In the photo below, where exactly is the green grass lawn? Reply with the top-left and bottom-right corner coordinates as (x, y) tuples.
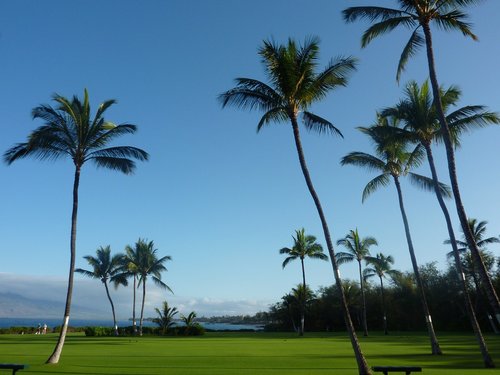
(1, 331), (499, 374)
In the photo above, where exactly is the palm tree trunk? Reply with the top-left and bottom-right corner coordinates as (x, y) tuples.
(290, 117), (371, 374)
(46, 166), (81, 364)
(139, 278), (146, 336)
(393, 175), (442, 355)
(421, 22), (500, 324)
(424, 143), (494, 367)
(379, 277), (388, 335)
(103, 280), (119, 336)
(133, 274), (137, 335)
(300, 258), (306, 336)
(358, 260), (369, 337)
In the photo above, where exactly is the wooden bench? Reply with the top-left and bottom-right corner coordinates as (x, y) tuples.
(372, 366), (422, 375)
(0, 364), (29, 374)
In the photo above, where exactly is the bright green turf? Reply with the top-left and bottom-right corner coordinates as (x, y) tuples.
(1, 332), (499, 374)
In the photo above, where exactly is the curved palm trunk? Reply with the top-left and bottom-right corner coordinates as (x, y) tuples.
(46, 166), (81, 364)
(424, 143), (494, 366)
(300, 258), (306, 336)
(393, 176), (442, 355)
(103, 280), (119, 336)
(358, 260), (369, 337)
(291, 118), (371, 374)
(132, 274), (137, 334)
(379, 277), (388, 335)
(139, 278), (146, 336)
(422, 23), (500, 323)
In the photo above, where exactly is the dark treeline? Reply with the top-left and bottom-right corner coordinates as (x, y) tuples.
(264, 260), (500, 333)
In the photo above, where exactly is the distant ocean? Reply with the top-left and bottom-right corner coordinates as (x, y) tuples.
(0, 318), (263, 331)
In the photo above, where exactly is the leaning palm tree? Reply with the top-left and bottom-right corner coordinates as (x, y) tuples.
(381, 81), (497, 366)
(336, 229), (377, 337)
(280, 228), (328, 336)
(219, 37), (371, 374)
(342, 1), (500, 338)
(131, 239), (173, 336)
(341, 116), (448, 355)
(75, 246), (127, 336)
(364, 253), (400, 335)
(3, 90), (148, 363)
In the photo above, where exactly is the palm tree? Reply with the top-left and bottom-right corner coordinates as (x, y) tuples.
(3, 90), (148, 363)
(336, 229), (377, 337)
(280, 228), (328, 336)
(122, 244), (141, 334)
(130, 239), (173, 336)
(445, 219), (500, 306)
(219, 37), (371, 374)
(75, 246), (127, 336)
(381, 81), (496, 366)
(153, 301), (178, 335)
(364, 253), (400, 335)
(181, 312), (197, 327)
(341, 116), (448, 354)
(342, 1), (500, 337)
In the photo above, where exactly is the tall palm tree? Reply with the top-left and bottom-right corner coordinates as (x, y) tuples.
(364, 253), (400, 335)
(3, 90), (148, 363)
(123, 243), (141, 334)
(342, 0), (500, 334)
(341, 117), (448, 354)
(130, 239), (173, 336)
(280, 228), (328, 336)
(336, 229), (377, 337)
(75, 246), (127, 336)
(381, 81), (496, 366)
(219, 37), (372, 374)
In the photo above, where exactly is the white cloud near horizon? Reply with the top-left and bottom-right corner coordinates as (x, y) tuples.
(0, 273), (272, 319)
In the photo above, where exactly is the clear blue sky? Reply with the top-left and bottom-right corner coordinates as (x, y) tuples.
(1, 0), (499, 319)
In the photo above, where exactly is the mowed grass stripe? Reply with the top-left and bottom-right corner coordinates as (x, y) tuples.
(0, 332), (499, 374)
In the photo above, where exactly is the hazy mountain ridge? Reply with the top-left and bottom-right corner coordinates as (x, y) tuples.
(0, 291), (106, 319)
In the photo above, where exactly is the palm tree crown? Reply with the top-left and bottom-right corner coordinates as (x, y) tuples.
(343, 0), (479, 81)
(4, 89), (148, 171)
(219, 37), (356, 134)
(280, 228), (328, 269)
(381, 80), (500, 148)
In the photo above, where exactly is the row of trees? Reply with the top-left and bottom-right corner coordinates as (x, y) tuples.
(75, 239), (172, 336)
(277, 219), (499, 335)
(220, 1), (499, 373)
(267, 257), (500, 335)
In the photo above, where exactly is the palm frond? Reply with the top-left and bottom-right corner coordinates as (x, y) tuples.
(433, 10), (478, 40)
(219, 78), (282, 112)
(362, 16), (417, 47)
(302, 111), (343, 137)
(362, 173), (391, 202)
(87, 146), (149, 162)
(408, 172), (452, 197)
(396, 28), (424, 82)
(335, 252), (355, 265)
(257, 107), (289, 132)
(341, 152), (386, 171)
(90, 157), (137, 174)
(343, 6), (410, 23)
